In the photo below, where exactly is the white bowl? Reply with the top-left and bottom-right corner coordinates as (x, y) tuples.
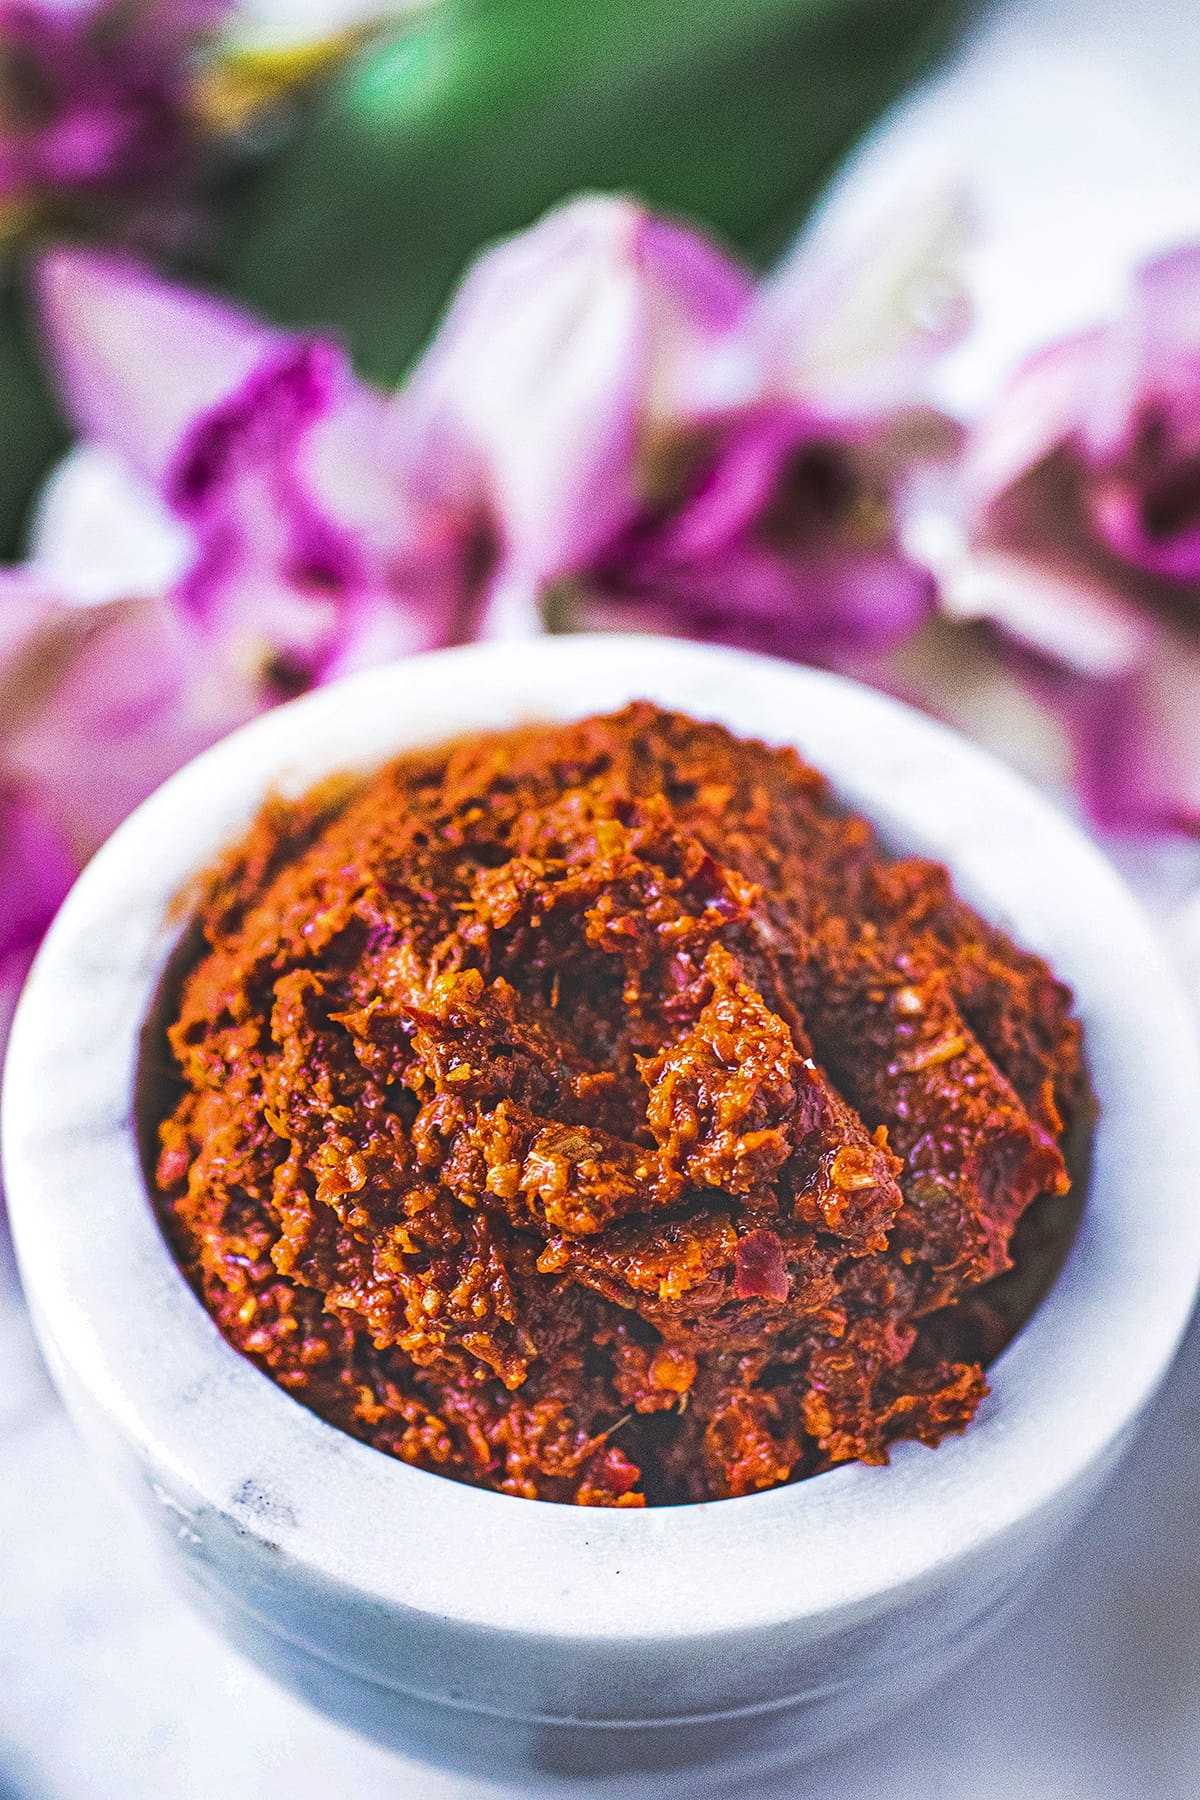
(6, 635), (1200, 1795)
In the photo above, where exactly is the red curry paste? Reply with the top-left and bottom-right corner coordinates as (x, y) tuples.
(153, 705), (1085, 1506)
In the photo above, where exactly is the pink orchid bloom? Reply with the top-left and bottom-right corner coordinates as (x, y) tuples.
(0, 0), (230, 218)
(407, 192), (966, 658)
(0, 574), (259, 853)
(0, 565), (261, 1066)
(35, 248), (479, 697)
(941, 245), (1200, 833)
(0, 775), (75, 1064)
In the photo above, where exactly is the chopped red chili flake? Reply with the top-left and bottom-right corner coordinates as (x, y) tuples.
(733, 1230), (790, 1303)
(152, 705), (1085, 1505)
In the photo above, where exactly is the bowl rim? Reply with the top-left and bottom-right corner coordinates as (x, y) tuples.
(6, 632), (1200, 1648)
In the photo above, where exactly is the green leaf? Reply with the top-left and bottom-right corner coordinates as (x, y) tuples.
(0, 277), (69, 561)
(224, 0), (961, 382)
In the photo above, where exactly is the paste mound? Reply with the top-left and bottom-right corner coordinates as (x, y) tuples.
(152, 704), (1085, 1506)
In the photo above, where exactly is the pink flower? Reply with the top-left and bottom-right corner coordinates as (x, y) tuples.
(0, 777), (75, 1062)
(34, 199), (965, 688)
(0, 573), (258, 852)
(407, 193), (966, 657)
(35, 248), (481, 697)
(0, 565), (260, 1064)
(0, 1), (230, 222)
(939, 246), (1200, 833)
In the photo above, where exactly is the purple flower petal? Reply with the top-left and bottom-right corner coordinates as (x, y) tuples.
(1078, 245), (1200, 463)
(0, 572), (77, 1064)
(0, 781), (75, 968)
(966, 246), (1200, 584)
(585, 535), (931, 664)
(935, 547), (1156, 681)
(38, 247), (287, 488)
(440, 196), (959, 662)
(0, 776), (77, 1069)
(737, 185), (972, 417)
(36, 251), (475, 693)
(1076, 248), (1200, 581)
(0, 569), (257, 852)
(30, 442), (192, 604)
(407, 195), (754, 584)
(947, 243), (1200, 832)
(168, 348), (470, 686)
(0, 561), (249, 1064)
(645, 405), (804, 562)
(588, 405), (933, 659)
(19, 603), (259, 852)
(1073, 635), (1200, 835)
(962, 332), (1103, 523)
(0, 0), (229, 209)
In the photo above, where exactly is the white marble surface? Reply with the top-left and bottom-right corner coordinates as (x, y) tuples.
(8, 0), (1200, 1794)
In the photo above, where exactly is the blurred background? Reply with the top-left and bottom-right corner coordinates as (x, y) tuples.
(4, 0), (1200, 1794)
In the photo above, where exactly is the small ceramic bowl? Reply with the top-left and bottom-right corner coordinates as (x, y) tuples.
(6, 636), (1200, 1796)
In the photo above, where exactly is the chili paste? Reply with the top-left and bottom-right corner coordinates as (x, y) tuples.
(152, 705), (1085, 1506)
